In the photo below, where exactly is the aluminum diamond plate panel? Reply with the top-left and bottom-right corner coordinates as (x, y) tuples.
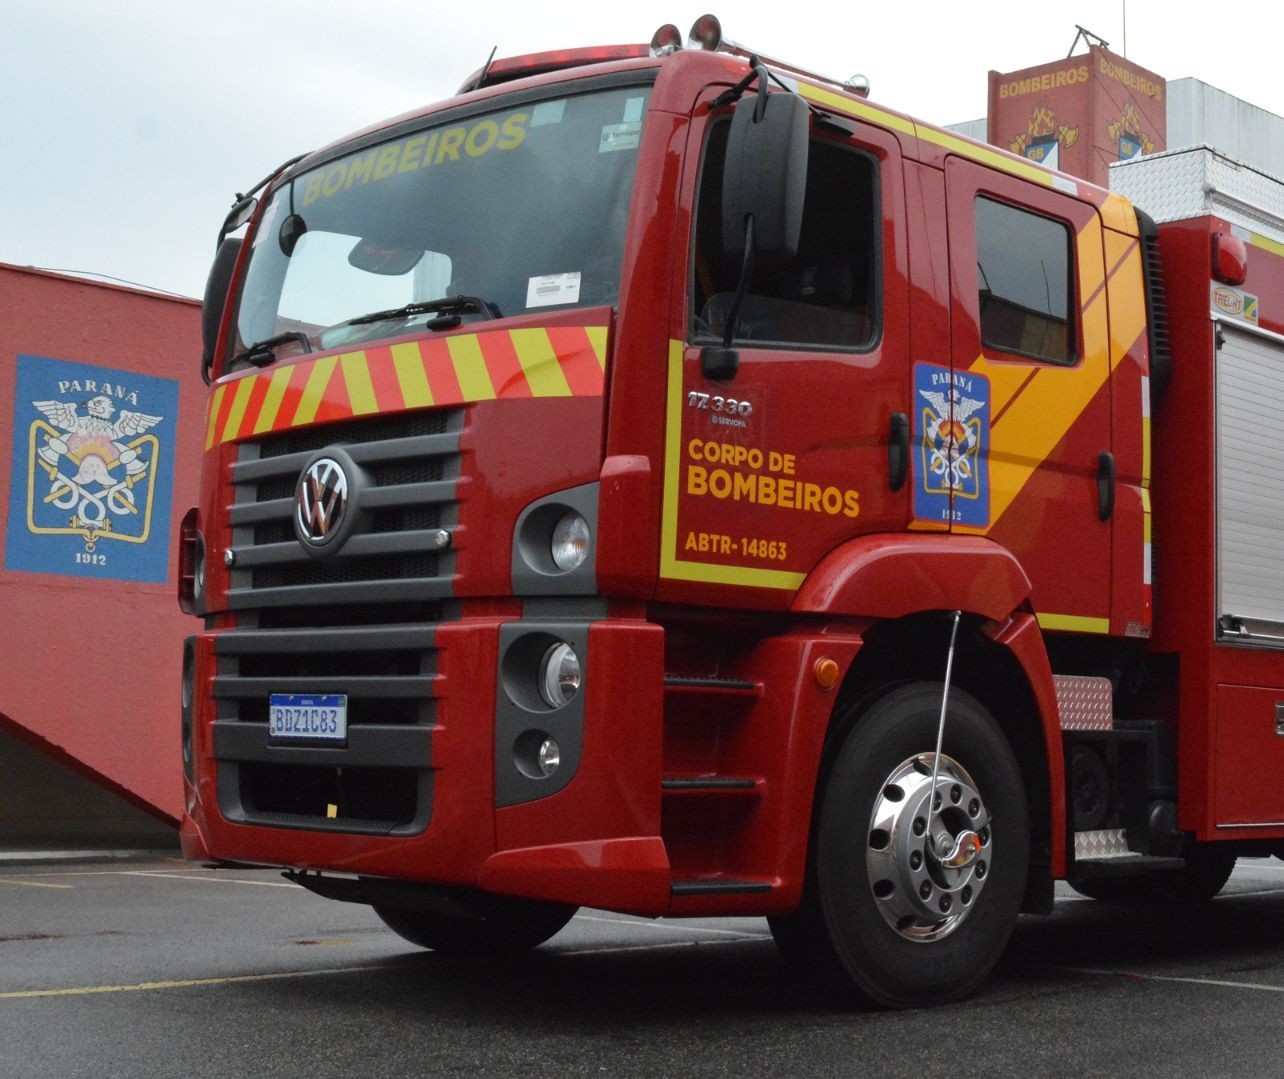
(1074, 828), (1135, 860)
(1110, 145), (1284, 245)
(1054, 674), (1114, 731)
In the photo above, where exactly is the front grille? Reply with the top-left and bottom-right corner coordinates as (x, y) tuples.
(225, 411), (463, 612)
(211, 410), (464, 835)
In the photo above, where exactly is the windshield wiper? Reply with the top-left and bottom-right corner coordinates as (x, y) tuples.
(229, 331), (313, 369)
(344, 294), (499, 328)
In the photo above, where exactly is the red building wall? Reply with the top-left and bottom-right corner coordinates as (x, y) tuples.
(0, 264), (203, 822)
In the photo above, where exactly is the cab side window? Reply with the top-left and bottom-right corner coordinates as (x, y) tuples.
(692, 122), (879, 350)
(975, 196), (1074, 364)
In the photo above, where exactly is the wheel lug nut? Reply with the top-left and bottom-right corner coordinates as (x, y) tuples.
(950, 785), (961, 804)
(939, 896), (951, 913)
(919, 881), (932, 900)
(933, 793), (942, 811)
(910, 851), (923, 870)
(968, 799), (980, 816)
(979, 827), (990, 844)
(976, 861), (987, 879)
(962, 886), (973, 904)
(913, 818), (926, 836)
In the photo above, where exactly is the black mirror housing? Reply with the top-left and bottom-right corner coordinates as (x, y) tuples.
(721, 91), (809, 262)
(201, 237), (242, 383)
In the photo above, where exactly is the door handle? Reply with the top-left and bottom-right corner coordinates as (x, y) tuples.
(1096, 452), (1115, 521)
(889, 412), (909, 492)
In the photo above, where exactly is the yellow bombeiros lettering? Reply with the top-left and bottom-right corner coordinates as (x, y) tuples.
(685, 463), (860, 519)
(292, 112), (530, 210)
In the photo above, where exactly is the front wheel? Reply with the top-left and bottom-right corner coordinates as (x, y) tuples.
(772, 683), (1029, 1007)
(374, 894), (577, 956)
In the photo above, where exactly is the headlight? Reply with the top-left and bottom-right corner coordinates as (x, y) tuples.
(539, 642), (581, 708)
(550, 511), (590, 572)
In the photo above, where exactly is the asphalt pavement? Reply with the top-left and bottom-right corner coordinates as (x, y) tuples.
(2, 856), (1282, 1078)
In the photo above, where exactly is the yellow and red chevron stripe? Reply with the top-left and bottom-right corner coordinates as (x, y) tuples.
(205, 324), (608, 450)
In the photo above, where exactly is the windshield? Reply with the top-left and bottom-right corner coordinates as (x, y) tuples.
(232, 84), (650, 359)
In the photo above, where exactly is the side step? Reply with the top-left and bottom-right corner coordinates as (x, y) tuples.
(661, 776), (763, 797)
(670, 878), (774, 896)
(663, 676), (761, 699)
(1073, 829), (1185, 875)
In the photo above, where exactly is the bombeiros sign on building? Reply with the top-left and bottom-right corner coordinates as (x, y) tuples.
(987, 43), (1166, 184)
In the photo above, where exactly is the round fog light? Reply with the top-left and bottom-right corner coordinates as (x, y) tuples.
(537, 737), (561, 777)
(539, 642), (581, 708)
(550, 511), (590, 572)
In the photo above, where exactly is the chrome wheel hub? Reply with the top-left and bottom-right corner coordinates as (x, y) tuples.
(866, 753), (992, 942)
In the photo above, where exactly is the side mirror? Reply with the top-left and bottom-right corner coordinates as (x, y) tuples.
(201, 237), (242, 384)
(721, 90), (809, 262)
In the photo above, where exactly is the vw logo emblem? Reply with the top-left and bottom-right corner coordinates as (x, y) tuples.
(295, 457), (349, 546)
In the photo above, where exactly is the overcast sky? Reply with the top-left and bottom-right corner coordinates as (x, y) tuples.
(5, 0), (1284, 300)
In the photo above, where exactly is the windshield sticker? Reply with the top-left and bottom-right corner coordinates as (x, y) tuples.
(252, 196), (281, 249)
(531, 100), (567, 127)
(600, 122), (641, 153)
(623, 97), (645, 123)
(299, 113), (529, 208)
(526, 272), (581, 308)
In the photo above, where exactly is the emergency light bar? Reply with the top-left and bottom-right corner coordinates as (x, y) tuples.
(650, 14), (870, 98)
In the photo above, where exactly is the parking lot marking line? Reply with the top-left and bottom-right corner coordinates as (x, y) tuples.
(8, 868), (211, 879)
(559, 935), (766, 958)
(120, 871), (296, 888)
(0, 963), (389, 1001)
(0, 879), (73, 890)
(1052, 966), (1284, 994)
(576, 914), (772, 939)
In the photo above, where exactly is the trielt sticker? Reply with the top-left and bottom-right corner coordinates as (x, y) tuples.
(527, 272), (581, 308)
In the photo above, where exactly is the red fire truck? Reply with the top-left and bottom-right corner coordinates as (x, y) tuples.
(179, 17), (1284, 1005)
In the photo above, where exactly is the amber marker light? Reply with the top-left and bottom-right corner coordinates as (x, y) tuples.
(814, 657), (841, 690)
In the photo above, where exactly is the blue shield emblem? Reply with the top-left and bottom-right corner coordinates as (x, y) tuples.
(913, 363), (990, 528)
(5, 354), (179, 582)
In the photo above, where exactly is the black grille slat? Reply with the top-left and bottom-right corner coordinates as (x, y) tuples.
(230, 431), (458, 485)
(258, 412), (449, 458)
(216, 625), (431, 654)
(229, 577), (450, 610)
(230, 499), (294, 527)
(235, 531), (447, 570)
(214, 675), (435, 699)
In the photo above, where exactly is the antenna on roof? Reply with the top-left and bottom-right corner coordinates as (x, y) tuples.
(477, 45), (498, 87)
(1066, 24), (1109, 58)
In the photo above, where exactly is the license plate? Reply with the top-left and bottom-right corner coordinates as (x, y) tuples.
(268, 694), (347, 743)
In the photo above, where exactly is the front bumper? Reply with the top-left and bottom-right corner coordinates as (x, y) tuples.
(183, 612), (671, 914)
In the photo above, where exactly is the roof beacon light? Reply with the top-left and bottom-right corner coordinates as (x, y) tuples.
(688, 14), (722, 51)
(650, 23), (683, 57)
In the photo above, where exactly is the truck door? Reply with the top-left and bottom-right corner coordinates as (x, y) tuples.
(654, 96), (913, 609)
(941, 158), (1113, 633)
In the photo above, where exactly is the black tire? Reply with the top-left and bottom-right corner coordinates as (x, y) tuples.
(374, 894), (577, 956)
(770, 682), (1029, 1007)
(1070, 846), (1236, 905)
